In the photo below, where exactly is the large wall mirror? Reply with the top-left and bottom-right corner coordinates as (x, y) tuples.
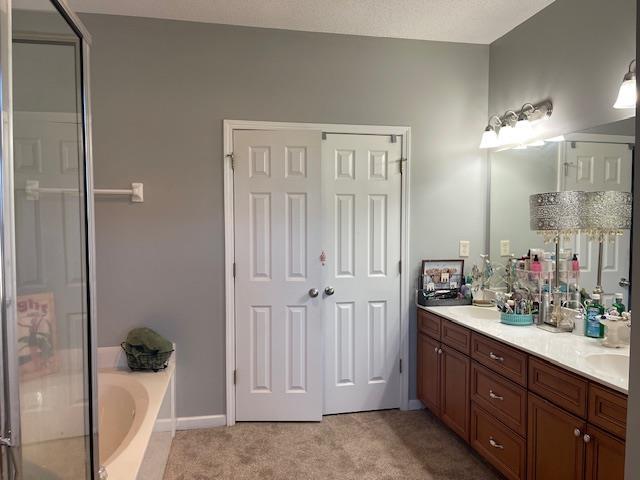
(489, 117), (634, 306)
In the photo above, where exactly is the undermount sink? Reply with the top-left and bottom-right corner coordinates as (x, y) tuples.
(584, 354), (629, 379)
(441, 305), (500, 321)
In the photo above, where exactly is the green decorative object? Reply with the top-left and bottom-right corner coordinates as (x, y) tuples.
(121, 327), (173, 372)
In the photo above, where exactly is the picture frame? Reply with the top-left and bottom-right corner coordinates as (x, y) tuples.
(16, 292), (59, 380)
(421, 259), (465, 291)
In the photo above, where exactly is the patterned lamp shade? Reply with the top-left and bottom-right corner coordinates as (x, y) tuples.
(529, 191), (588, 234)
(583, 191), (632, 236)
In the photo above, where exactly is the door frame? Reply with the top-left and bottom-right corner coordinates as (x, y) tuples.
(223, 119), (411, 426)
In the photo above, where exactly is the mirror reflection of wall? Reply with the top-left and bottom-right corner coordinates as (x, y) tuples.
(489, 118), (634, 305)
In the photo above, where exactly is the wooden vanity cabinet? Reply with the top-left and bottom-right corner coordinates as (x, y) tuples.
(416, 310), (470, 441)
(584, 425), (626, 480)
(528, 393), (586, 480)
(417, 331), (441, 415)
(440, 344), (470, 441)
(416, 307), (629, 480)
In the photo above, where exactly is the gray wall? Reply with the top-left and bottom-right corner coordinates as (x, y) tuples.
(81, 13), (489, 417)
(489, 0), (636, 138)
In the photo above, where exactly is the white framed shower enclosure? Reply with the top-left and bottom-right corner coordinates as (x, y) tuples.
(0, 1), (99, 479)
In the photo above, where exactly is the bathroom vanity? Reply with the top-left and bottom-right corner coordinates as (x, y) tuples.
(416, 305), (629, 480)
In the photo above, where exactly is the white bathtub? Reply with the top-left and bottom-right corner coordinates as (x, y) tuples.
(99, 348), (175, 480)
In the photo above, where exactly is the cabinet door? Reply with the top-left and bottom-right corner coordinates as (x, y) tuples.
(528, 393), (586, 480)
(418, 332), (441, 415)
(440, 344), (470, 441)
(585, 425), (625, 480)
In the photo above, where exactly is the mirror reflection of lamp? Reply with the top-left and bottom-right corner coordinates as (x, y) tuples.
(529, 191), (586, 332)
(530, 191), (633, 330)
(582, 191), (633, 295)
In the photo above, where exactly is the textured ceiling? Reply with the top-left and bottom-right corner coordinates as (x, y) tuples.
(65, 0), (556, 44)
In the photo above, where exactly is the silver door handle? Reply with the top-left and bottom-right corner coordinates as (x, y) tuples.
(324, 286), (335, 296)
(489, 352), (504, 363)
(309, 288), (319, 298)
(489, 390), (504, 401)
(620, 278), (631, 288)
(489, 437), (504, 449)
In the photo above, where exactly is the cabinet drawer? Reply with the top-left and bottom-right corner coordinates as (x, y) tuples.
(471, 333), (527, 386)
(471, 362), (527, 436)
(441, 319), (471, 354)
(588, 384), (628, 439)
(528, 357), (588, 418)
(417, 309), (441, 339)
(470, 402), (526, 480)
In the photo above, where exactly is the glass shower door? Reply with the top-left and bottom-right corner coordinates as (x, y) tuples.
(1, 1), (97, 478)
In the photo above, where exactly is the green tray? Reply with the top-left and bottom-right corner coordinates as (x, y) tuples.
(500, 313), (534, 326)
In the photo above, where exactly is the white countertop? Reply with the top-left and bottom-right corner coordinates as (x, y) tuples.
(419, 305), (630, 394)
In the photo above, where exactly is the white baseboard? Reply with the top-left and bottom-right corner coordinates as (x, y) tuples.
(408, 399), (424, 410)
(155, 414), (226, 432)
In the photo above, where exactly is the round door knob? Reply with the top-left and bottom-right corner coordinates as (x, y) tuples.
(583, 434), (591, 443)
(574, 428), (581, 437)
(309, 288), (319, 298)
(324, 286), (335, 296)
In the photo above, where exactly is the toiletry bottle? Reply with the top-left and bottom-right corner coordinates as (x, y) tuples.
(573, 307), (585, 336)
(612, 293), (626, 315)
(531, 254), (541, 275)
(585, 294), (605, 338)
(568, 288), (581, 310)
(571, 254), (580, 289)
(539, 292), (550, 325)
(571, 254), (580, 272)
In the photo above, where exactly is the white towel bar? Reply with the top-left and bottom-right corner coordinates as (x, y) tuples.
(25, 180), (144, 203)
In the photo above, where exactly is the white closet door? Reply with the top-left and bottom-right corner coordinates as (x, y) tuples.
(322, 133), (402, 415)
(234, 130), (323, 421)
(563, 141), (632, 303)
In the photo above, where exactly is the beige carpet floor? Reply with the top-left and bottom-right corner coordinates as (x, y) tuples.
(163, 409), (501, 480)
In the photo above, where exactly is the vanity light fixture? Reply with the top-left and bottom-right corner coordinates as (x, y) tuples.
(514, 104), (535, 142)
(545, 135), (565, 142)
(479, 115), (501, 148)
(497, 111), (518, 145)
(480, 100), (553, 149)
(527, 139), (545, 147)
(613, 59), (636, 109)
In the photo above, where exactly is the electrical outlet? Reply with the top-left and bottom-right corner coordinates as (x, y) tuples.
(459, 240), (470, 257)
(500, 240), (511, 257)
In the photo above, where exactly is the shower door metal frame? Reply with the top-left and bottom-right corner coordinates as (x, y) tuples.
(0, 0), (98, 478)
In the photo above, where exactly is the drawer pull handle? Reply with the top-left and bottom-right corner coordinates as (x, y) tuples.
(438, 348), (443, 355)
(489, 390), (504, 401)
(434, 347), (439, 353)
(574, 428), (581, 437)
(489, 352), (504, 362)
(489, 437), (504, 449)
(583, 434), (591, 444)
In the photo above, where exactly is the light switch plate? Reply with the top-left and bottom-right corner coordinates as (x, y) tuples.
(459, 240), (470, 257)
(500, 240), (511, 257)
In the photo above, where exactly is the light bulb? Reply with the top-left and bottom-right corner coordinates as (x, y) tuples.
(613, 78), (637, 109)
(479, 128), (498, 149)
(514, 118), (533, 143)
(497, 124), (515, 145)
